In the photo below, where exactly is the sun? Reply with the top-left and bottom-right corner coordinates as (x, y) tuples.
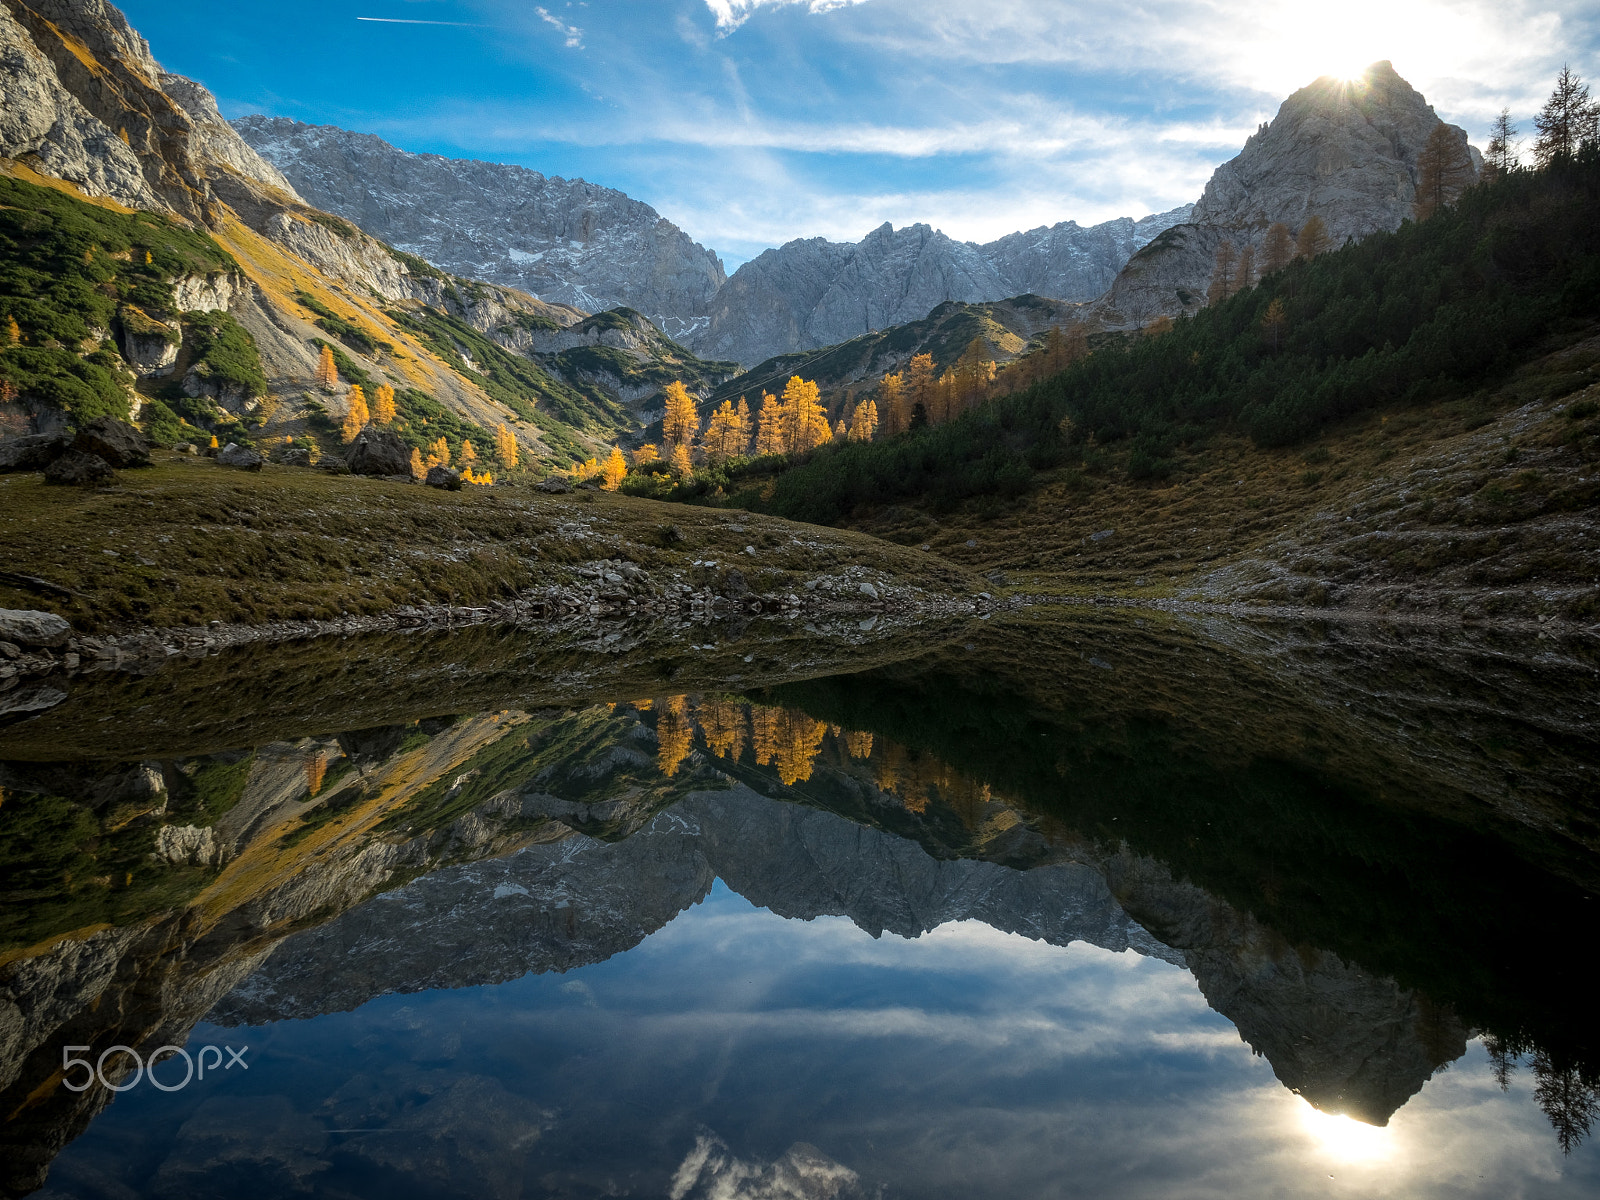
(1297, 1101), (1395, 1163)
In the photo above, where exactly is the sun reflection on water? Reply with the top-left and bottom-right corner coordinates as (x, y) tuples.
(1298, 1100), (1396, 1163)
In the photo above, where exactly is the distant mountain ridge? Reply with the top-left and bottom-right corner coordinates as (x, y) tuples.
(232, 116), (729, 342)
(234, 115), (1192, 367)
(695, 207), (1191, 366)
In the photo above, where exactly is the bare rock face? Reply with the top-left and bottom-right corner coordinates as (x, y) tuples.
(0, 0), (295, 222)
(1094, 62), (1479, 329)
(231, 116), (729, 340)
(694, 208), (1190, 367)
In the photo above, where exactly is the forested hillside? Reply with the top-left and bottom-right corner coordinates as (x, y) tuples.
(724, 152), (1600, 525)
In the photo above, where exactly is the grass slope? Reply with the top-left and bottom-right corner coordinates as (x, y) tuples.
(0, 455), (975, 632)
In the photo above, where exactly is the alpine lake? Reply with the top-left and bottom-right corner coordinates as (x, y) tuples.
(2, 606), (1597, 1200)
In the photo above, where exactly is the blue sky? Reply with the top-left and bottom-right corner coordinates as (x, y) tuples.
(122, 0), (1599, 268)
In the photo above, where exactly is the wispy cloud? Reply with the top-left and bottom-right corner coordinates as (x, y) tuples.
(535, 6), (584, 49)
(704, 0), (874, 35)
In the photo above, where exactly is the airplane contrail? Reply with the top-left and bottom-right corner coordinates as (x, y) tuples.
(357, 17), (489, 26)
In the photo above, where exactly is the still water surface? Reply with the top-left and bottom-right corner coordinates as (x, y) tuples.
(2, 612), (1596, 1198)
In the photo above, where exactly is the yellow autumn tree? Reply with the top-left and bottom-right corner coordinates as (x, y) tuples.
(1207, 240), (1237, 307)
(656, 695), (694, 777)
(3, 315), (19, 345)
(1261, 222), (1294, 276)
(877, 372), (906, 437)
(697, 698), (748, 761)
(780, 375), (830, 453)
(848, 397), (878, 442)
(305, 753), (327, 797)
(669, 441), (693, 475)
(460, 439), (477, 464)
(843, 729), (874, 759)
(905, 354), (936, 427)
(953, 338), (995, 413)
(755, 391), (786, 456)
(372, 383), (396, 424)
(314, 343), (338, 390)
(1295, 215), (1331, 260)
(751, 706), (781, 768)
(633, 443), (660, 468)
(409, 447), (424, 478)
(341, 384), (369, 442)
(833, 417), (848, 442)
(773, 711), (828, 786)
(662, 380), (699, 448)
(426, 436), (450, 468)
(703, 398), (751, 460)
(1235, 243), (1256, 293)
(601, 445), (627, 490)
(494, 423), (519, 468)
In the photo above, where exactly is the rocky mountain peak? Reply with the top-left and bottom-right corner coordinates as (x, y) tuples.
(1191, 59), (1470, 244)
(1092, 61), (1478, 329)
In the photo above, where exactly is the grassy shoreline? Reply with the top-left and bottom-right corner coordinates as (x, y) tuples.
(0, 453), (979, 635)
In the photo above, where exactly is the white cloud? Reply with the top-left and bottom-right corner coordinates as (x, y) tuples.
(704, 0), (873, 35)
(535, 5), (583, 48)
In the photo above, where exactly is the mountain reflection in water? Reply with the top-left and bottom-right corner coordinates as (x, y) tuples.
(1, 612), (1597, 1198)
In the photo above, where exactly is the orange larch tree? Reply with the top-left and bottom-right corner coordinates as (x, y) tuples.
(341, 385), (369, 442)
(314, 343), (338, 390)
(662, 380), (700, 448)
(372, 383), (397, 425)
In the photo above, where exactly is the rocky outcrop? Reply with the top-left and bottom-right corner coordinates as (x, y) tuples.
(0, 607), (70, 646)
(693, 208), (1191, 366)
(0, 430), (70, 472)
(42, 446), (112, 484)
(72, 414), (148, 467)
(343, 426), (410, 477)
(232, 116), (729, 339)
(1093, 62), (1479, 329)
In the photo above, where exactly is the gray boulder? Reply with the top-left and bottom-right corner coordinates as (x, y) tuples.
(424, 465), (462, 490)
(73, 416), (150, 468)
(0, 609), (71, 647)
(217, 442), (264, 470)
(275, 446), (312, 467)
(343, 428), (411, 477)
(0, 432), (71, 472)
(535, 477), (572, 494)
(44, 450), (114, 486)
